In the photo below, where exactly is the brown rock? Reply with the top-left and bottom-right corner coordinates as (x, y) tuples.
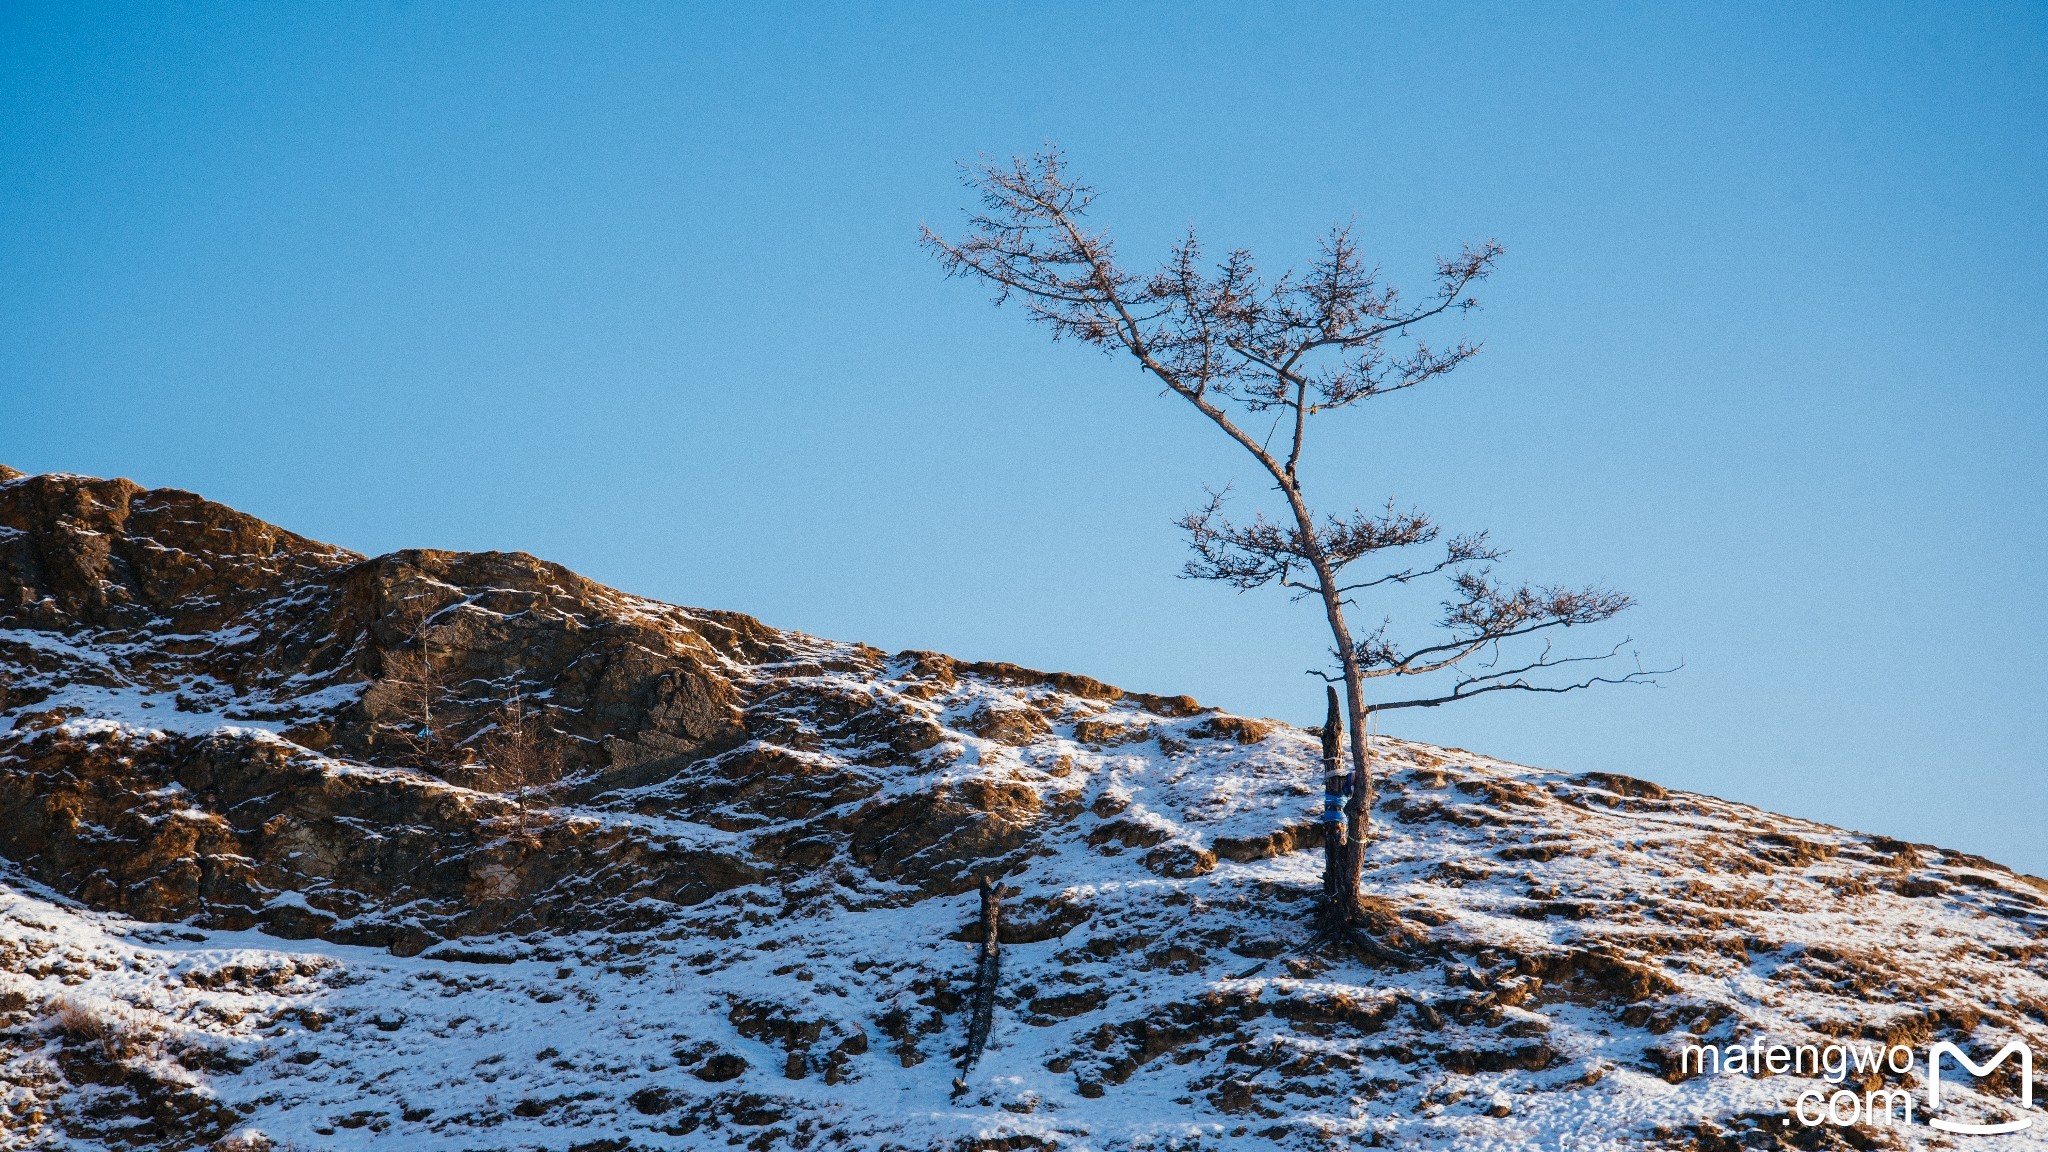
(1189, 715), (1273, 744)
(1030, 989), (1106, 1018)
(1141, 844), (1217, 878)
(963, 703), (1051, 746)
(1072, 717), (1151, 746)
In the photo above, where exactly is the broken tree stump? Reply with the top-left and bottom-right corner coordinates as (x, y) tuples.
(957, 875), (1004, 1078)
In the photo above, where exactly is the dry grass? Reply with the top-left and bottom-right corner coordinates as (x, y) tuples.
(46, 994), (161, 1062)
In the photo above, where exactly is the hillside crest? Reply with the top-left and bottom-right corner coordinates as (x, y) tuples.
(2, 468), (2044, 1151)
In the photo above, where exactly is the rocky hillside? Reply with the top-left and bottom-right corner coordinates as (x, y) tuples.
(1, 467), (2045, 1152)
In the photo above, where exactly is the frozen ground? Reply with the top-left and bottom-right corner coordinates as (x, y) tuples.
(3, 468), (2045, 1150)
(5, 682), (2047, 1149)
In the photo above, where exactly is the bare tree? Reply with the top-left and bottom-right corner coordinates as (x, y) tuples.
(924, 148), (1667, 951)
(375, 594), (452, 770)
(474, 687), (562, 839)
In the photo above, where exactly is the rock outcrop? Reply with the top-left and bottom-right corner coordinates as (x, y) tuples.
(2, 468), (2045, 1152)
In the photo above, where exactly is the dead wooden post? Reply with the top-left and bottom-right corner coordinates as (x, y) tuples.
(958, 876), (1004, 1076)
(1319, 685), (1345, 903)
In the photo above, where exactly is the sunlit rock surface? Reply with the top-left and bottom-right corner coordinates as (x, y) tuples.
(3, 468), (2045, 1150)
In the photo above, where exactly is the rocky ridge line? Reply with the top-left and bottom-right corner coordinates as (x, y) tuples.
(2, 467), (2045, 1152)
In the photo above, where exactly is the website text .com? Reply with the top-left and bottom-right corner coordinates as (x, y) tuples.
(1682, 1039), (2035, 1135)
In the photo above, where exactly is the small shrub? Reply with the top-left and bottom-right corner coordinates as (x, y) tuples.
(46, 995), (160, 1062)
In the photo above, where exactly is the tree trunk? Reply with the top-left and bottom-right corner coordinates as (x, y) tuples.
(1326, 672), (1414, 964)
(1334, 667), (1373, 922)
(959, 877), (1003, 1074)
(1321, 645), (1405, 964)
(1319, 686), (1344, 903)
(1322, 717), (1362, 926)
(1304, 554), (1374, 935)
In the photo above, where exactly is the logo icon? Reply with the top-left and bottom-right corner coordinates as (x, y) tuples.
(1928, 1041), (2034, 1135)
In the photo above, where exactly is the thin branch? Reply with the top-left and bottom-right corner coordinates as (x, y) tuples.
(1374, 647), (1680, 711)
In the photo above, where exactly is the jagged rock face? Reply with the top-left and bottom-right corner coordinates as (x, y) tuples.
(0, 471), (1221, 933)
(0, 473), (800, 940)
(0, 468), (356, 635)
(0, 727), (763, 951)
(3, 468), (2047, 1152)
(0, 470), (766, 774)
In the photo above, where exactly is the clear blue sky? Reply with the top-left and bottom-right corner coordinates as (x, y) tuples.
(4, 4), (2043, 870)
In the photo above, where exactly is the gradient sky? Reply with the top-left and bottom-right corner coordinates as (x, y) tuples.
(4, 4), (2044, 870)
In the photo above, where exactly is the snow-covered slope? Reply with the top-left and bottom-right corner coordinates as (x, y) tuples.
(2, 468), (2045, 1151)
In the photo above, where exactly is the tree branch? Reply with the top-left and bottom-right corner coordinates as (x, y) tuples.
(1373, 644), (1679, 711)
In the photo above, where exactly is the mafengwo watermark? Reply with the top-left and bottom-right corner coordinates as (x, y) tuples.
(1682, 1037), (2037, 1135)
